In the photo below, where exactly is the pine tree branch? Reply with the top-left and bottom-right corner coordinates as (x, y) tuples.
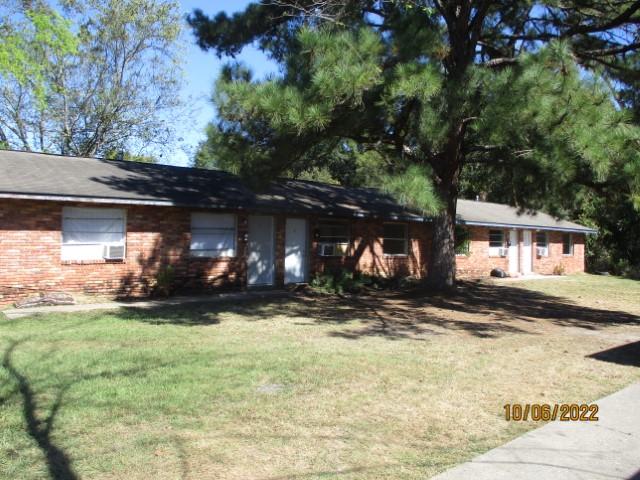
(564, 1), (640, 36)
(482, 57), (517, 68)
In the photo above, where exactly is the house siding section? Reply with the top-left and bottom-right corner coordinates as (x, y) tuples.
(456, 227), (509, 277)
(0, 199), (247, 304)
(533, 230), (585, 274)
(0, 199), (587, 305)
(309, 218), (430, 279)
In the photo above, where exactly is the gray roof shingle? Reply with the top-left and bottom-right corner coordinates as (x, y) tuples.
(0, 150), (595, 233)
(456, 199), (595, 233)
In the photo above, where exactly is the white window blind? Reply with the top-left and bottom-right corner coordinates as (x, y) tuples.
(61, 207), (126, 260)
(190, 213), (236, 257)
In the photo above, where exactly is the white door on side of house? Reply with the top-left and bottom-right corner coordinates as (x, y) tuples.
(247, 215), (275, 286)
(521, 230), (533, 275)
(508, 229), (519, 275)
(284, 218), (308, 284)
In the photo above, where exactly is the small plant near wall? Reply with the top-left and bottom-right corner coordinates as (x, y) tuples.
(310, 269), (364, 294)
(553, 264), (566, 276)
(154, 265), (175, 297)
(310, 269), (419, 294)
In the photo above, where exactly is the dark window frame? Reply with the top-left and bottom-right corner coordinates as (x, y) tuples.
(383, 222), (409, 256)
(317, 220), (351, 257)
(562, 233), (574, 256)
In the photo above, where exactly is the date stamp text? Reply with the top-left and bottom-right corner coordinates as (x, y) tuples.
(504, 403), (599, 422)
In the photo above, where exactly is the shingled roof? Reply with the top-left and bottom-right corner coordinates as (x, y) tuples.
(0, 150), (595, 233)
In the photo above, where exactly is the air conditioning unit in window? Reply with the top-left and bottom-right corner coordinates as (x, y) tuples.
(319, 243), (335, 257)
(536, 247), (547, 257)
(103, 245), (125, 260)
(498, 247), (509, 257)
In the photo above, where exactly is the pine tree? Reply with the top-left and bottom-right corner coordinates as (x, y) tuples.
(190, 1), (640, 289)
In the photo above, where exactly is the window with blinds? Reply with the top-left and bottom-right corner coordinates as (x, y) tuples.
(190, 213), (236, 257)
(61, 207), (126, 260)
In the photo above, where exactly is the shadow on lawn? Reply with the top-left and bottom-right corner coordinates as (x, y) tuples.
(587, 340), (640, 367)
(1, 337), (175, 480)
(117, 281), (640, 340)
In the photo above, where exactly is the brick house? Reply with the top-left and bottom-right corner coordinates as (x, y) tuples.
(0, 151), (595, 305)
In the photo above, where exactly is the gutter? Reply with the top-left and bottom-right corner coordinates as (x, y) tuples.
(458, 219), (597, 234)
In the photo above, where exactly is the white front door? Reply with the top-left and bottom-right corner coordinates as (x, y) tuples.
(521, 230), (532, 275)
(247, 215), (275, 286)
(508, 230), (519, 275)
(285, 218), (308, 284)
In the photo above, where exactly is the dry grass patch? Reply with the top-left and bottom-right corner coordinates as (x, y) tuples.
(1, 274), (639, 479)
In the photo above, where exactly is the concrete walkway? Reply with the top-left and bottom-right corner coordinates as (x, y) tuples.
(2, 290), (289, 319)
(432, 382), (640, 480)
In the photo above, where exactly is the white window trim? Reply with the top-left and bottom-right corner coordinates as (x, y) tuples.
(383, 222), (409, 257)
(190, 212), (237, 258)
(61, 207), (127, 261)
(317, 221), (350, 257)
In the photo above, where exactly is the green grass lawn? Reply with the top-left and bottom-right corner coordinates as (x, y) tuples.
(1, 274), (639, 480)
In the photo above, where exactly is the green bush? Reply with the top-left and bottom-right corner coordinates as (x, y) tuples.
(310, 269), (419, 294)
(154, 265), (175, 297)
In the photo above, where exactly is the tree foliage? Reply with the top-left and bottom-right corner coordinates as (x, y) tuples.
(0, 0), (184, 157)
(190, 1), (640, 286)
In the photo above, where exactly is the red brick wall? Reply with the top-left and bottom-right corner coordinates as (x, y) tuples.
(0, 199), (248, 305)
(308, 218), (430, 279)
(455, 226), (586, 277)
(533, 231), (585, 274)
(456, 226), (509, 277)
(0, 199), (587, 305)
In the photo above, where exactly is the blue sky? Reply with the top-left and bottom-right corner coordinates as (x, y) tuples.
(173, 0), (278, 166)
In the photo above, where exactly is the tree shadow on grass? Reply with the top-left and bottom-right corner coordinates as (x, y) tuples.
(2, 339), (77, 479)
(115, 281), (640, 341)
(1, 336), (176, 480)
(587, 341), (640, 367)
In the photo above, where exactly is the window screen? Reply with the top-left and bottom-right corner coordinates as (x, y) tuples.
(383, 223), (408, 255)
(61, 207), (125, 260)
(191, 213), (236, 257)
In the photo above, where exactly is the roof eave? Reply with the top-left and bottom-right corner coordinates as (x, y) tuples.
(0, 192), (428, 223)
(458, 219), (597, 234)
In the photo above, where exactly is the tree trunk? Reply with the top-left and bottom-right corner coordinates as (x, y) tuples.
(427, 184), (457, 290)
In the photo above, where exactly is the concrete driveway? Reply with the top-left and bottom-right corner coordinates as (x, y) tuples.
(432, 382), (640, 480)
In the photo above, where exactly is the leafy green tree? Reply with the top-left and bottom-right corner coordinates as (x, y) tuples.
(0, 1), (77, 146)
(0, 0), (184, 157)
(190, 1), (640, 288)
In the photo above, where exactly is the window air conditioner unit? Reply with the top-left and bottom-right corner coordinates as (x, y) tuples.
(498, 247), (509, 257)
(536, 247), (547, 257)
(319, 243), (335, 256)
(103, 244), (125, 260)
